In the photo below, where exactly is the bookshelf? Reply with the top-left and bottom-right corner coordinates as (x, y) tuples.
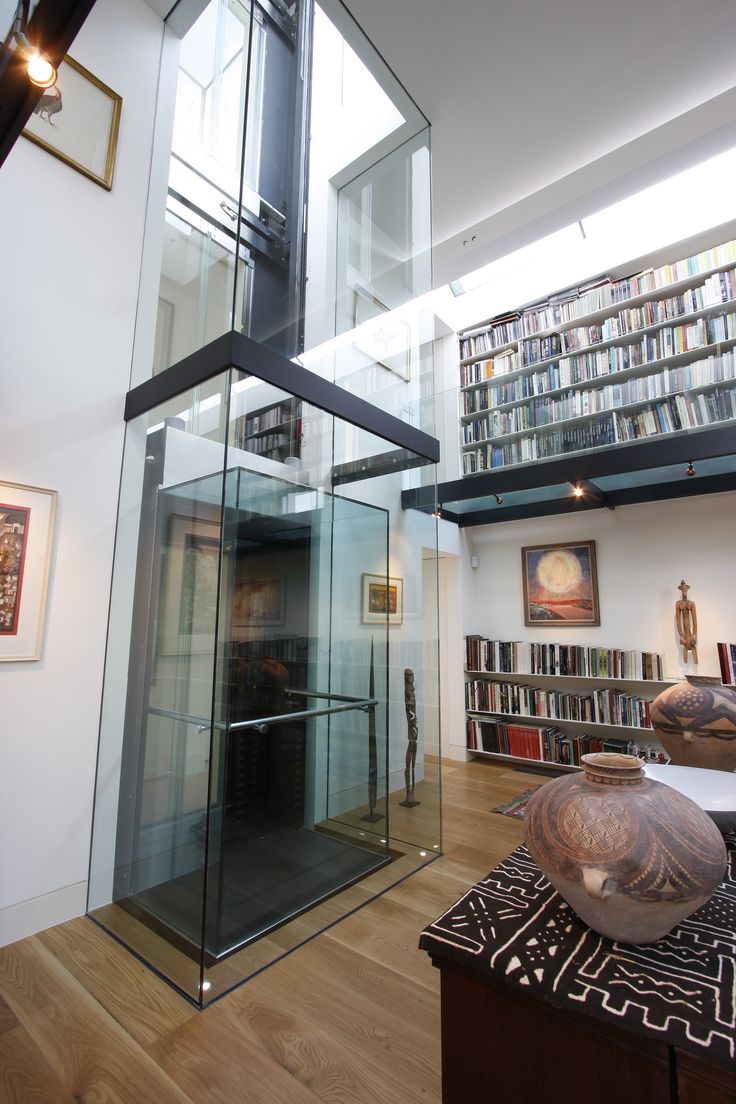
(232, 396), (301, 462)
(464, 635), (673, 769)
(458, 239), (736, 473)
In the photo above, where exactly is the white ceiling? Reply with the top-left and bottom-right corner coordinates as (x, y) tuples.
(340, 0), (736, 285)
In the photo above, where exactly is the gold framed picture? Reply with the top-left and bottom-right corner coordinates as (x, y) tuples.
(521, 540), (600, 627)
(22, 55), (122, 190)
(361, 573), (403, 625)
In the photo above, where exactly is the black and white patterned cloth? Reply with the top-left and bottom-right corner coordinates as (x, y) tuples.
(419, 835), (736, 1070)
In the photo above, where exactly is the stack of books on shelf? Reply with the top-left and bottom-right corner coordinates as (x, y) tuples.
(465, 636), (665, 680)
(458, 238), (736, 473)
(465, 678), (654, 729)
(466, 717), (667, 766)
(717, 641), (736, 685)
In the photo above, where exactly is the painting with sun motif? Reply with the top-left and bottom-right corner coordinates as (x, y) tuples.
(521, 541), (600, 626)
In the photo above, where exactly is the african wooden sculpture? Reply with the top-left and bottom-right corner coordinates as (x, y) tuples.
(400, 668), (420, 807)
(675, 579), (698, 664)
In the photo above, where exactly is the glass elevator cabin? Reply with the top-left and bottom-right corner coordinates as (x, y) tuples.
(87, 0), (440, 1005)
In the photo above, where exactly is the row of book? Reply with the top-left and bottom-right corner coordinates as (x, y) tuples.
(466, 718), (668, 765)
(616, 386), (736, 442)
(461, 415), (616, 472)
(559, 278), (736, 352)
(460, 350), (520, 388)
(465, 679), (655, 729)
(458, 240), (736, 359)
(462, 383), (736, 470)
(461, 367), (736, 442)
(229, 636), (307, 662)
(465, 637), (665, 681)
(461, 350), (736, 415)
(717, 642), (736, 685)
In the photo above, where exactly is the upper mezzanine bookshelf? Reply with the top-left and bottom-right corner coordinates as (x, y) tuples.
(458, 239), (736, 474)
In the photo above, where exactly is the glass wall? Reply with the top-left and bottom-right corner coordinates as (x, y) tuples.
(141, 0), (434, 432)
(88, 365), (439, 1005)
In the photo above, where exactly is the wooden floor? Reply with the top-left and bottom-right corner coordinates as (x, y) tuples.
(0, 758), (540, 1104)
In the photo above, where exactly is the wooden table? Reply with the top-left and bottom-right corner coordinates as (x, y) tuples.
(419, 843), (736, 1103)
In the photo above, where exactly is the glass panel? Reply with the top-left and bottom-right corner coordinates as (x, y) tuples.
(138, 0), (433, 429)
(88, 377), (231, 1003)
(90, 363), (442, 1004)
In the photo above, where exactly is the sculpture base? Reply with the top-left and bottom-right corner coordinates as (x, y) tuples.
(399, 799), (421, 807)
(361, 812), (384, 822)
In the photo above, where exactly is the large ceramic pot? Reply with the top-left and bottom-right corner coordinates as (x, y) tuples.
(523, 752), (727, 944)
(650, 676), (736, 771)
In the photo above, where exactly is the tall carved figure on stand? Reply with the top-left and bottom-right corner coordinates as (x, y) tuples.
(400, 668), (421, 807)
(676, 580), (698, 664)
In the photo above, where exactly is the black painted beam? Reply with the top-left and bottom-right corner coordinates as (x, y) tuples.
(124, 330), (441, 464)
(0, 0), (97, 170)
(402, 425), (736, 513)
(453, 470), (736, 527)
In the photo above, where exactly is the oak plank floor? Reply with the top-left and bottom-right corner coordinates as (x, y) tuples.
(0, 759), (535, 1104)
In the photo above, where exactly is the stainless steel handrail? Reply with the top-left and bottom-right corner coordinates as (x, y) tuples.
(146, 690), (377, 735)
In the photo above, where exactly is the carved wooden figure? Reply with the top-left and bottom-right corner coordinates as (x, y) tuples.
(400, 668), (421, 808)
(675, 580), (698, 664)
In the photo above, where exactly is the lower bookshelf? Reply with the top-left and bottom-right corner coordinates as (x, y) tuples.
(463, 637), (673, 769)
(466, 711), (668, 769)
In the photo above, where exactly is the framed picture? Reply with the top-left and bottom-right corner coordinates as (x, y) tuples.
(361, 573), (403, 625)
(159, 515), (222, 655)
(521, 541), (600, 626)
(0, 481), (57, 662)
(233, 577), (284, 626)
(22, 56), (122, 190)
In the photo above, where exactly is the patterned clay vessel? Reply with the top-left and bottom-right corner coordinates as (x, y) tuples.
(650, 676), (736, 771)
(523, 752), (727, 944)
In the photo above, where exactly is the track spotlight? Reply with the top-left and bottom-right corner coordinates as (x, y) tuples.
(495, 494), (503, 505)
(11, 4), (57, 89)
(573, 485), (584, 498)
(685, 461), (695, 477)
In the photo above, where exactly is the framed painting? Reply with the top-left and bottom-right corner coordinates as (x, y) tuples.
(361, 573), (403, 625)
(0, 481), (57, 661)
(159, 515), (221, 655)
(233, 577), (284, 626)
(22, 55), (122, 190)
(521, 541), (600, 627)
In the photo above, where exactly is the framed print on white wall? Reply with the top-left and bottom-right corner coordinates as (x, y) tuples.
(22, 55), (122, 190)
(0, 481), (57, 661)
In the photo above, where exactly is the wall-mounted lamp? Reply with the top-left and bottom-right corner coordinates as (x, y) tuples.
(431, 508), (443, 519)
(470, 554), (480, 570)
(11, 3), (57, 88)
(685, 461), (696, 477)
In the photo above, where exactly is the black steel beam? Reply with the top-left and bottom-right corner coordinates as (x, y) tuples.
(0, 0), (97, 170)
(124, 330), (440, 464)
(453, 470), (736, 527)
(403, 425), (736, 513)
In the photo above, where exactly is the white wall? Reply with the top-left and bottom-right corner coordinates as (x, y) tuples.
(0, 0), (165, 945)
(449, 492), (736, 757)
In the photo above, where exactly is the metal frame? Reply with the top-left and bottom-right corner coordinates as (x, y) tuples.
(124, 328), (440, 463)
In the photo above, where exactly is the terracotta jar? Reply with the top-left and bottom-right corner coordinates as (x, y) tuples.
(523, 752), (727, 944)
(650, 676), (736, 771)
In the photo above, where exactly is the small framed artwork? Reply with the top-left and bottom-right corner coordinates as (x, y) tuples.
(361, 573), (403, 625)
(233, 577), (284, 626)
(159, 515), (222, 655)
(521, 540), (600, 627)
(0, 481), (57, 662)
(22, 56), (122, 190)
